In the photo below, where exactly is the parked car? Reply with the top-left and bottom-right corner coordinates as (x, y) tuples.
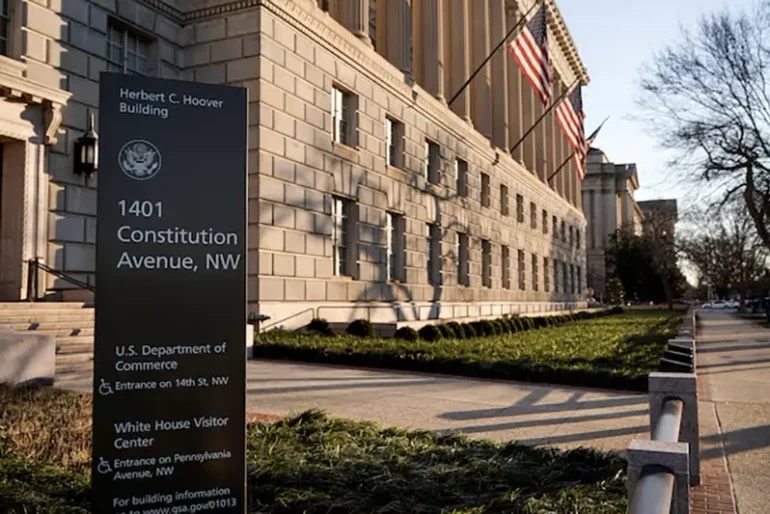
(711, 300), (727, 309)
(726, 299), (740, 309)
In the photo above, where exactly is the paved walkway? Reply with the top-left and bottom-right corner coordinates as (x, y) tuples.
(695, 311), (770, 514)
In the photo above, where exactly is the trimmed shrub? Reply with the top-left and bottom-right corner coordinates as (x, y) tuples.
(482, 320), (497, 336)
(471, 321), (487, 337)
(506, 318), (518, 333)
(346, 319), (375, 338)
(394, 326), (418, 341)
(307, 318), (333, 336)
(438, 324), (457, 339)
(447, 322), (464, 339)
(461, 323), (477, 338)
(526, 318), (536, 330)
(609, 306), (624, 315)
(493, 319), (507, 334)
(418, 324), (443, 342)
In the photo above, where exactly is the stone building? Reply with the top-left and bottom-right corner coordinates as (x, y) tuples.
(0, 0), (589, 330)
(581, 147), (644, 298)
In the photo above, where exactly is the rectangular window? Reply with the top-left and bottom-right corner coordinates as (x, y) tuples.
(107, 21), (152, 75)
(385, 117), (404, 168)
(532, 254), (539, 291)
(569, 264), (575, 294)
(482, 239), (492, 288)
(576, 229), (581, 249)
(554, 260), (560, 293)
(332, 86), (356, 146)
(516, 194), (524, 223)
(502, 245), (510, 289)
(386, 212), (405, 281)
(553, 216), (558, 239)
(369, 0), (377, 49)
(332, 197), (354, 277)
(563, 263), (569, 295)
(530, 202), (537, 229)
(481, 173), (491, 207)
(544, 257), (550, 293)
(569, 226), (574, 247)
(427, 223), (441, 285)
(500, 184), (509, 215)
(425, 140), (441, 184)
(561, 220), (566, 242)
(542, 210), (548, 234)
(456, 158), (468, 197)
(0, 1), (10, 56)
(576, 266), (582, 296)
(518, 250), (526, 290)
(458, 232), (469, 286)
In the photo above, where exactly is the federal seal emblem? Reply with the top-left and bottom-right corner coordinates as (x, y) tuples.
(118, 140), (162, 180)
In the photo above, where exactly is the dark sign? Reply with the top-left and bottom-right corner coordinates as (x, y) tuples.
(93, 73), (247, 514)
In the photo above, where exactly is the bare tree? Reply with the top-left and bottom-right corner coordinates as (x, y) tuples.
(639, 2), (770, 251)
(678, 203), (768, 302)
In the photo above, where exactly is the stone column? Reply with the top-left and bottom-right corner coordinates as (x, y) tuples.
(448, 0), (471, 122)
(553, 105), (562, 190)
(387, 0), (413, 77)
(345, 0), (373, 47)
(470, 0), (491, 138)
(506, 2), (523, 164)
(489, 0), (508, 149)
(535, 96), (546, 181)
(419, 0), (446, 102)
(521, 82), (537, 174)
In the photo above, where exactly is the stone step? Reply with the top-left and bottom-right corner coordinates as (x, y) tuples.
(0, 302), (92, 310)
(56, 336), (94, 356)
(0, 312), (95, 323)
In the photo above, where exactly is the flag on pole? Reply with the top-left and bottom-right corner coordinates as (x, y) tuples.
(508, 2), (552, 106)
(555, 84), (587, 179)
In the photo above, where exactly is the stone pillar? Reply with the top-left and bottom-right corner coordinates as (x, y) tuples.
(387, 0), (413, 77)
(470, 0), (491, 138)
(489, 0), (508, 149)
(344, 0), (373, 47)
(448, 0), (471, 122)
(506, 2), (523, 164)
(419, 0), (446, 102)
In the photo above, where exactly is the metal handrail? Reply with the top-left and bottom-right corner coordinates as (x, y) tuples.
(630, 466), (675, 514)
(630, 397), (685, 514)
(26, 258), (95, 301)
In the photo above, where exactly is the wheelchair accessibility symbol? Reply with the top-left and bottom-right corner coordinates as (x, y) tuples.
(97, 457), (113, 475)
(98, 379), (114, 396)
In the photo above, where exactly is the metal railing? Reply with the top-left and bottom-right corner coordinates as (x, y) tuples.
(628, 307), (699, 514)
(26, 258), (95, 301)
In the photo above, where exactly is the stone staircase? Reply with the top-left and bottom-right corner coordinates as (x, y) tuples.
(0, 302), (94, 380)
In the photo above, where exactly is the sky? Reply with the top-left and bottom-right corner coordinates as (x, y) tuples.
(558, 0), (752, 211)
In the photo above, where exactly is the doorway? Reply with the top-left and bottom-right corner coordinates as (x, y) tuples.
(0, 141), (24, 300)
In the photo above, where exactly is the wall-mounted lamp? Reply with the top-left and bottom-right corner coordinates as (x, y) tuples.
(74, 112), (99, 176)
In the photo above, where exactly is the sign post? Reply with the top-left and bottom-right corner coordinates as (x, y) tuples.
(93, 73), (247, 514)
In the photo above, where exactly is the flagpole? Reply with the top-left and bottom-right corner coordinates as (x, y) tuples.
(509, 77), (580, 155)
(447, 0), (541, 108)
(546, 116), (609, 183)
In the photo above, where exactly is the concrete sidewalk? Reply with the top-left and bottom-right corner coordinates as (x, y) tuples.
(58, 358), (649, 453)
(695, 311), (770, 514)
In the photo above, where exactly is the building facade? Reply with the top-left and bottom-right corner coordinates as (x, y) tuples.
(0, 0), (589, 329)
(581, 147), (644, 298)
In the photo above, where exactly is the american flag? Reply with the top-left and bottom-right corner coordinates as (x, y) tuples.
(556, 84), (587, 179)
(508, 2), (551, 106)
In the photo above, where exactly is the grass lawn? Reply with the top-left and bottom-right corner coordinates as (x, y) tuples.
(254, 310), (682, 391)
(0, 385), (628, 513)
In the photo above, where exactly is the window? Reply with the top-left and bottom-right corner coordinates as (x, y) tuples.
(458, 232), (469, 286)
(332, 86), (356, 146)
(516, 194), (524, 223)
(0, 1), (10, 56)
(332, 198), (355, 277)
(425, 140), (441, 184)
(500, 184), (509, 215)
(532, 254), (539, 291)
(553, 216), (558, 239)
(544, 257), (550, 293)
(517, 250), (526, 290)
(576, 266), (582, 296)
(563, 263), (569, 296)
(427, 223), (441, 285)
(569, 226), (574, 247)
(482, 239), (492, 288)
(576, 229), (581, 249)
(386, 212), (405, 281)
(561, 220), (566, 242)
(554, 260), (560, 293)
(107, 22), (151, 75)
(530, 202), (537, 229)
(456, 158), (468, 197)
(570, 264), (575, 294)
(385, 117), (404, 168)
(542, 210), (548, 234)
(369, 0), (377, 49)
(481, 173), (491, 207)
(502, 245), (511, 289)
